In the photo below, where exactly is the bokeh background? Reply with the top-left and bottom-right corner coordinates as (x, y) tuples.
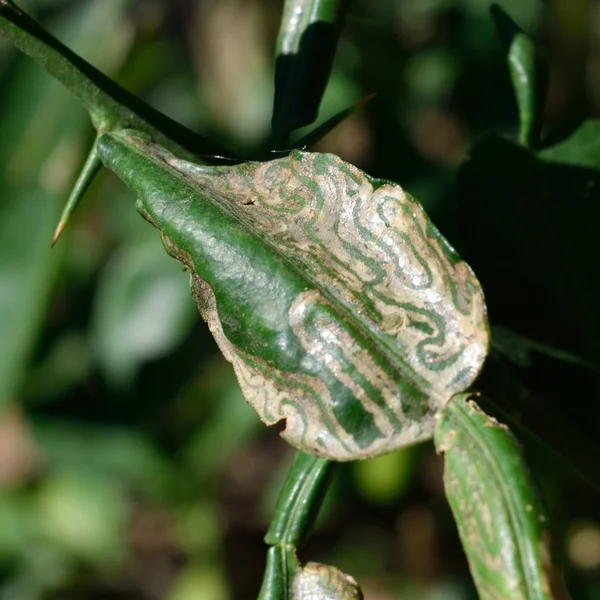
(0, 0), (599, 598)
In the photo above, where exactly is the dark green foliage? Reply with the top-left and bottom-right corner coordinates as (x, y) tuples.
(458, 124), (600, 487)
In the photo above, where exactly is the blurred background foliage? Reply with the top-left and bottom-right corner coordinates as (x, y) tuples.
(0, 0), (599, 598)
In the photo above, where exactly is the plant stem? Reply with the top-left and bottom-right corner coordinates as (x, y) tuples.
(0, 0), (229, 160)
(258, 452), (334, 600)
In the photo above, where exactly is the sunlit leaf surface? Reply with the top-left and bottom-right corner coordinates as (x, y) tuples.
(97, 130), (489, 460)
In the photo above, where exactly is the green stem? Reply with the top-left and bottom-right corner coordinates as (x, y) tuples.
(258, 452), (334, 600)
(0, 0), (229, 161)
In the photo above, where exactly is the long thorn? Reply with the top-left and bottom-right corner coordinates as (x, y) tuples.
(52, 136), (102, 247)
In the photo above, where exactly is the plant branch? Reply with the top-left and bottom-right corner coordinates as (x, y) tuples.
(258, 452), (334, 599)
(0, 0), (231, 161)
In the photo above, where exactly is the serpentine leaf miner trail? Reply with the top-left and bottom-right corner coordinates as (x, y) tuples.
(96, 130), (490, 461)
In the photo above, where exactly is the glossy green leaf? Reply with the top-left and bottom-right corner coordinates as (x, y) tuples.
(96, 130), (489, 460)
(272, 0), (349, 142)
(491, 4), (547, 148)
(0, 0), (132, 414)
(434, 394), (566, 600)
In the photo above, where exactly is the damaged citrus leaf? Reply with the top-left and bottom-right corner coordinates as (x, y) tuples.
(293, 563), (362, 600)
(96, 129), (489, 461)
(435, 394), (566, 600)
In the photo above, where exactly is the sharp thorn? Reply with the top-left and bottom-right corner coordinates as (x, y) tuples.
(50, 136), (102, 247)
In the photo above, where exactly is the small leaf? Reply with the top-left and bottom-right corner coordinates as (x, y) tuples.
(491, 4), (547, 148)
(435, 394), (567, 600)
(97, 130), (489, 460)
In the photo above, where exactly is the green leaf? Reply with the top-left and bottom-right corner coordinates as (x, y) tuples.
(96, 130), (489, 460)
(539, 120), (600, 169)
(434, 394), (566, 600)
(272, 0), (349, 142)
(491, 4), (547, 148)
